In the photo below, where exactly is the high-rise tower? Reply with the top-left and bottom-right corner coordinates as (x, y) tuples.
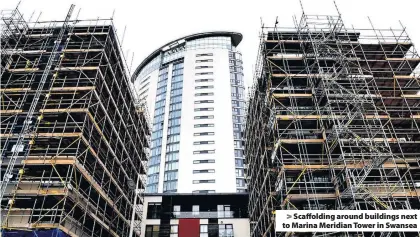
(132, 32), (246, 193)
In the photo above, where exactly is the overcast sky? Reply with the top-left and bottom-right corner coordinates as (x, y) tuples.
(3, 0), (419, 87)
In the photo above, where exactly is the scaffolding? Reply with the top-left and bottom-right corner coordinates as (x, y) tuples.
(245, 3), (420, 237)
(1, 4), (150, 237)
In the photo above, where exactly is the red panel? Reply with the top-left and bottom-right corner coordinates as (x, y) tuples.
(179, 218), (200, 237)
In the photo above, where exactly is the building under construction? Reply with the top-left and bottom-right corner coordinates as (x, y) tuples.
(245, 5), (420, 237)
(1, 5), (150, 237)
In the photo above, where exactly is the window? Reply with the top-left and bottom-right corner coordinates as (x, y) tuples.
(171, 88), (182, 96)
(236, 169), (244, 177)
(145, 225), (160, 237)
(195, 72), (213, 76)
(147, 203), (161, 219)
(195, 85), (214, 90)
(164, 171), (178, 181)
(193, 205), (200, 216)
(196, 53), (213, 57)
(168, 125), (180, 135)
(195, 92), (214, 96)
(167, 135), (180, 144)
(169, 110), (181, 119)
(163, 180), (177, 192)
(170, 225), (178, 237)
(193, 141), (215, 145)
(195, 100), (214, 104)
(193, 190), (215, 194)
(194, 132), (215, 136)
(234, 150), (243, 157)
(193, 179), (215, 184)
(196, 59), (213, 63)
(193, 169), (215, 174)
(195, 79), (214, 83)
(217, 205), (232, 218)
(200, 225), (208, 237)
(166, 143), (180, 152)
(168, 118), (181, 127)
(195, 65), (213, 69)
(194, 108), (214, 112)
(173, 205), (181, 217)
(147, 165), (160, 175)
(165, 161), (179, 171)
(236, 178), (245, 187)
(170, 103), (182, 111)
(193, 159), (216, 164)
(194, 115), (214, 119)
(193, 150), (215, 154)
(235, 159), (244, 167)
(166, 152), (179, 162)
(219, 224), (233, 237)
(194, 124), (214, 128)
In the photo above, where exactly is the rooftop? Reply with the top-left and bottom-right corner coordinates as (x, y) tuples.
(132, 31), (242, 81)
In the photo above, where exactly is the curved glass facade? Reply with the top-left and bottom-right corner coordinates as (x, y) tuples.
(136, 35), (236, 83)
(135, 32), (245, 193)
(147, 66), (169, 193)
(229, 51), (246, 192)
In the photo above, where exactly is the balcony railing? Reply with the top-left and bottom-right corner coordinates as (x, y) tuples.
(173, 211), (234, 218)
(147, 209), (248, 219)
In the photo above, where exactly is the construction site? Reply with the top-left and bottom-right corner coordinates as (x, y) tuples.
(1, 5), (150, 237)
(245, 3), (420, 237)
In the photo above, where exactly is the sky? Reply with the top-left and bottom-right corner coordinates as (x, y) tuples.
(2, 0), (420, 88)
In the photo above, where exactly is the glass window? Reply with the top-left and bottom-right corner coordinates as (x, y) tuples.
(170, 225), (178, 237)
(196, 53), (213, 57)
(200, 224), (208, 237)
(195, 78), (214, 83)
(194, 132), (215, 136)
(235, 159), (244, 167)
(166, 152), (179, 162)
(236, 169), (244, 177)
(147, 203), (161, 219)
(173, 205), (181, 217)
(219, 224), (233, 237)
(194, 115), (214, 119)
(145, 225), (160, 237)
(193, 205), (199, 216)
(192, 190), (215, 194)
(195, 85), (214, 90)
(194, 124), (214, 128)
(195, 72), (213, 76)
(236, 178), (245, 187)
(164, 171), (178, 181)
(194, 108), (214, 112)
(193, 150), (215, 154)
(163, 180), (178, 192)
(196, 59), (213, 63)
(193, 180), (215, 184)
(193, 169), (215, 174)
(217, 205), (232, 218)
(193, 159), (215, 164)
(195, 100), (214, 104)
(193, 140), (215, 145)
(195, 92), (214, 96)
(195, 65), (213, 69)
(165, 161), (179, 171)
